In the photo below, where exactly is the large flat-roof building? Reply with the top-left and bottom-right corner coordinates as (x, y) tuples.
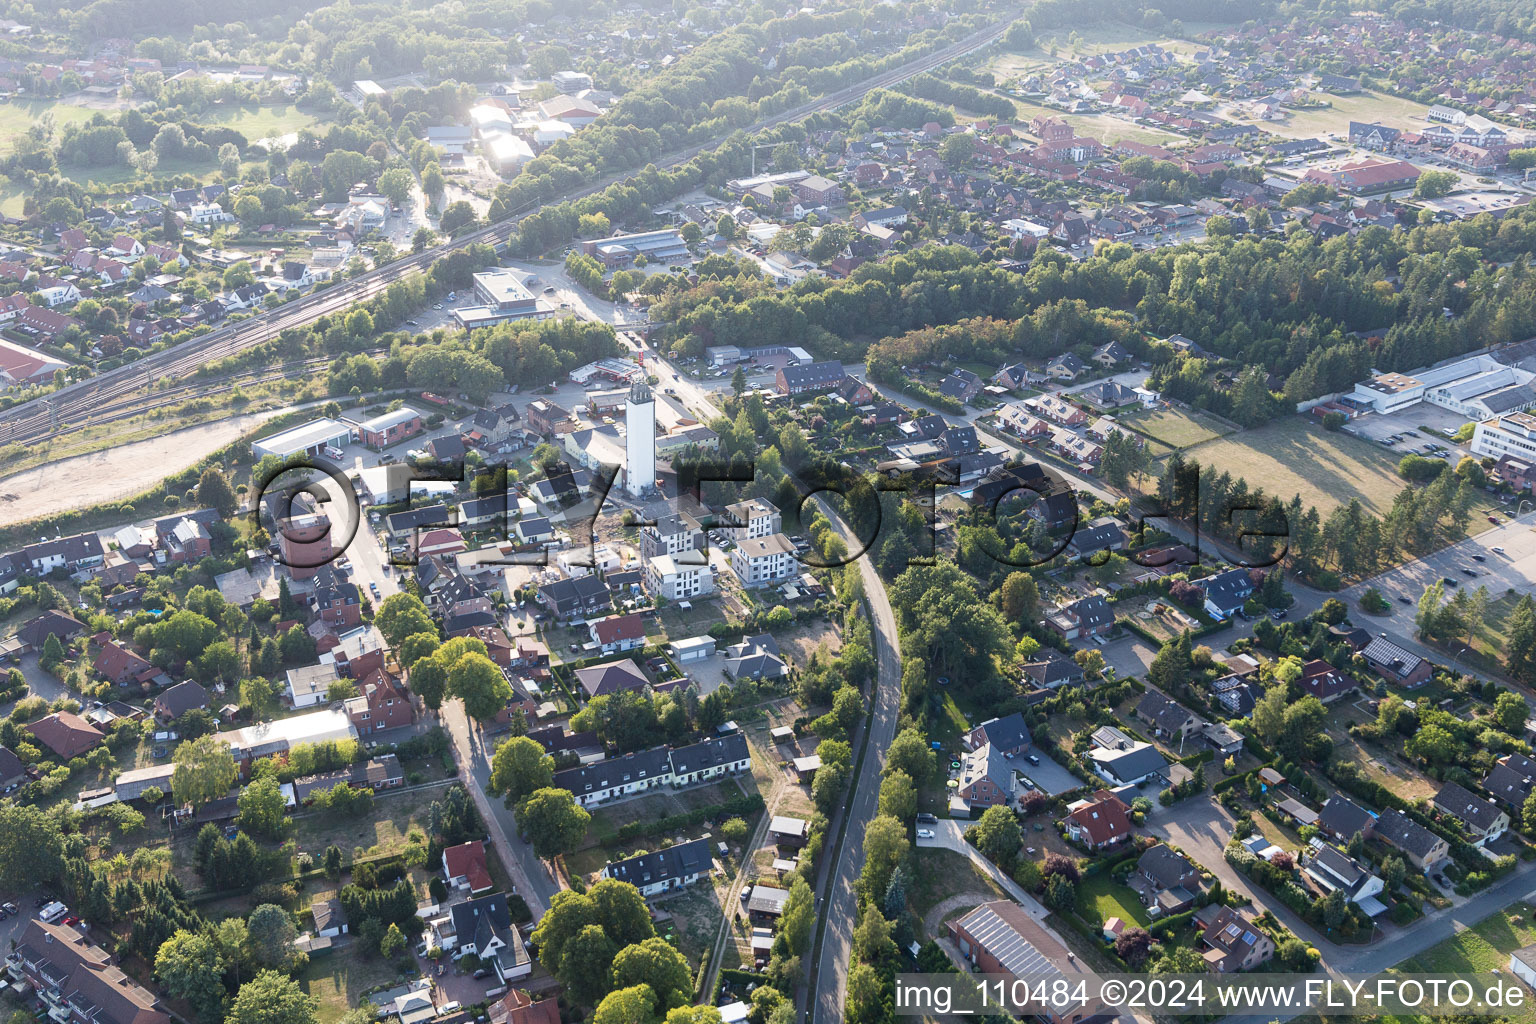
(1351, 353), (1536, 419)
(454, 269), (552, 329)
(252, 417), (353, 459)
(581, 229), (689, 268)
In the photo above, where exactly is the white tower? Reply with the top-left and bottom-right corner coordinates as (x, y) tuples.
(624, 379), (656, 497)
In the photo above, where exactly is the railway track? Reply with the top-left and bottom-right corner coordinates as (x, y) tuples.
(0, 18), (1009, 450)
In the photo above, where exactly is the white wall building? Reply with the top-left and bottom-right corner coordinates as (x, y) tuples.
(730, 533), (796, 588)
(646, 554), (714, 600)
(1472, 411), (1536, 461)
(624, 381), (656, 497)
(1351, 354), (1536, 419)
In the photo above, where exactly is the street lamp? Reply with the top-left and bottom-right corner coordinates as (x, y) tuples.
(1449, 644), (1471, 677)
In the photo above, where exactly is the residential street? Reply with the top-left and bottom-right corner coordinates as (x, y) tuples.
(322, 469), (561, 917)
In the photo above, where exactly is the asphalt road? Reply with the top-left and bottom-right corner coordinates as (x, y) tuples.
(316, 466), (562, 917)
(807, 496), (902, 1024)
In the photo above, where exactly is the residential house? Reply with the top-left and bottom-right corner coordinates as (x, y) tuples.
(1484, 752), (1536, 811)
(1299, 659), (1356, 703)
(776, 361), (846, 396)
(21, 532), (105, 574)
(948, 901), (1100, 1024)
(5, 920), (169, 1024)
(589, 612), (646, 654)
(1301, 844), (1385, 912)
(963, 713), (1032, 756)
(554, 746), (673, 807)
(93, 639), (155, 687)
(153, 680), (209, 723)
(1046, 353), (1086, 380)
(1022, 650), (1086, 690)
(1065, 790), (1133, 849)
(537, 575), (611, 623)
(956, 743), (1015, 810)
(730, 533), (796, 589)
(1200, 568), (1254, 620)
(1372, 809), (1450, 870)
(573, 659), (649, 699)
(602, 837), (713, 897)
(1046, 595), (1114, 640)
(1433, 782), (1509, 846)
(645, 555), (713, 601)
(1132, 843), (1202, 916)
(723, 634), (789, 680)
(1197, 905), (1275, 973)
(1089, 742), (1168, 786)
(26, 712), (106, 760)
(344, 668), (415, 734)
(1361, 635), (1432, 687)
(667, 734), (751, 788)
(442, 840), (494, 895)
(1135, 692), (1199, 742)
(438, 893), (530, 983)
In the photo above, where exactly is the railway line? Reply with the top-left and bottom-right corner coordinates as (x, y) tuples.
(0, 17), (1010, 451)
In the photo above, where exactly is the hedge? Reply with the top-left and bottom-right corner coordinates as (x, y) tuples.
(613, 793), (767, 843)
(1149, 906), (1198, 940)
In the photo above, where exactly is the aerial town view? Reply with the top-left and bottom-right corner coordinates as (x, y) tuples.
(13, 0), (1536, 1023)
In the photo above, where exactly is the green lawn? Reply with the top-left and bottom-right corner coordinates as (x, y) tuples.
(299, 945), (416, 1022)
(1119, 405), (1233, 449)
(1174, 416), (1410, 516)
(1389, 903), (1536, 1023)
(204, 102), (320, 141)
(0, 100), (98, 153)
(1077, 873), (1149, 927)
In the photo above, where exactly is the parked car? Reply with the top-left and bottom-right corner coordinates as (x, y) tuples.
(1461, 568), (1478, 577)
(1397, 596), (1413, 605)
(1472, 553), (1487, 561)
(916, 813), (938, 824)
(916, 829), (935, 839)
(1442, 576), (1459, 587)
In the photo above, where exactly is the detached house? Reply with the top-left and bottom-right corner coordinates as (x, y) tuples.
(1197, 905), (1275, 973)
(1372, 809), (1450, 870)
(1200, 568), (1254, 620)
(1132, 844), (1202, 916)
(1046, 595), (1114, 640)
(1484, 752), (1536, 811)
(1433, 782), (1509, 846)
(441, 840), (494, 895)
(345, 668), (414, 734)
(1066, 790), (1133, 849)
(93, 639), (155, 687)
(956, 743), (1015, 811)
(431, 893), (530, 983)
(1301, 844), (1385, 911)
(962, 713), (1032, 756)
(589, 612), (645, 654)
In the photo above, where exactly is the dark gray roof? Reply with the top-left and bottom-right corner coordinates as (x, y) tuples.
(1434, 781), (1505, 834)
(1317, 795), (1375, 840)
(669, 733), (748, 776)
(1373, 809), (1443, 858)
(604, 837), (712, 888)
(973, 712), (1031, 750)
(554, 746), (671, 795)
(1484, 753), (1536, 809)
(1138, 843), (1197, 889)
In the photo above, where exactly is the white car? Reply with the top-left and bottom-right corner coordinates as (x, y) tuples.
(916, 829), (935, 839)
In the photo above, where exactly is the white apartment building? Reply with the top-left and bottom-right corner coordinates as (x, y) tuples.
(725, 498), (781, 541)
(730, 532), (796, 589)
(1472, 411), (1536, 461)
(646, 554), (715, 601)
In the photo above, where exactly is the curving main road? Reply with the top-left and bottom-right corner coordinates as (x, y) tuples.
(806, 499), (903, 1024)
(0, 17), (1012, 450)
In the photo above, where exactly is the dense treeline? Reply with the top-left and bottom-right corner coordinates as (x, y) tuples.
(646, 210), (1536, 421)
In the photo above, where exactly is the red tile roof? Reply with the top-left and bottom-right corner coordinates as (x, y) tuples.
(442, 839), (492, 893)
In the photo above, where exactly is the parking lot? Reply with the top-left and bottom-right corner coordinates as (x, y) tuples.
(1344, 403), (1468, 446)
(1017, 749), (1080, 796)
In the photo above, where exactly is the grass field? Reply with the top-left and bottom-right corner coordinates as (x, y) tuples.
(1238, 89), (1431, 141)
(985, 22), (1226, 77)
(205, 102), (319, 141)
(1175, 416), (1409, 516)
(1120, 405), (1233, 449)
(1389, 902), (1536, 1024)
(0, 100), (98, 152)
(299, 946), (414, 1021)
(1078, 874), (1149, 927)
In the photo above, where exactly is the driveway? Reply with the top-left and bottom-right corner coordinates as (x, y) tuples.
(1018, 752), (1078, 797)
(916, 820), (1051, 924)
(1148, 795), (1332, 949)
